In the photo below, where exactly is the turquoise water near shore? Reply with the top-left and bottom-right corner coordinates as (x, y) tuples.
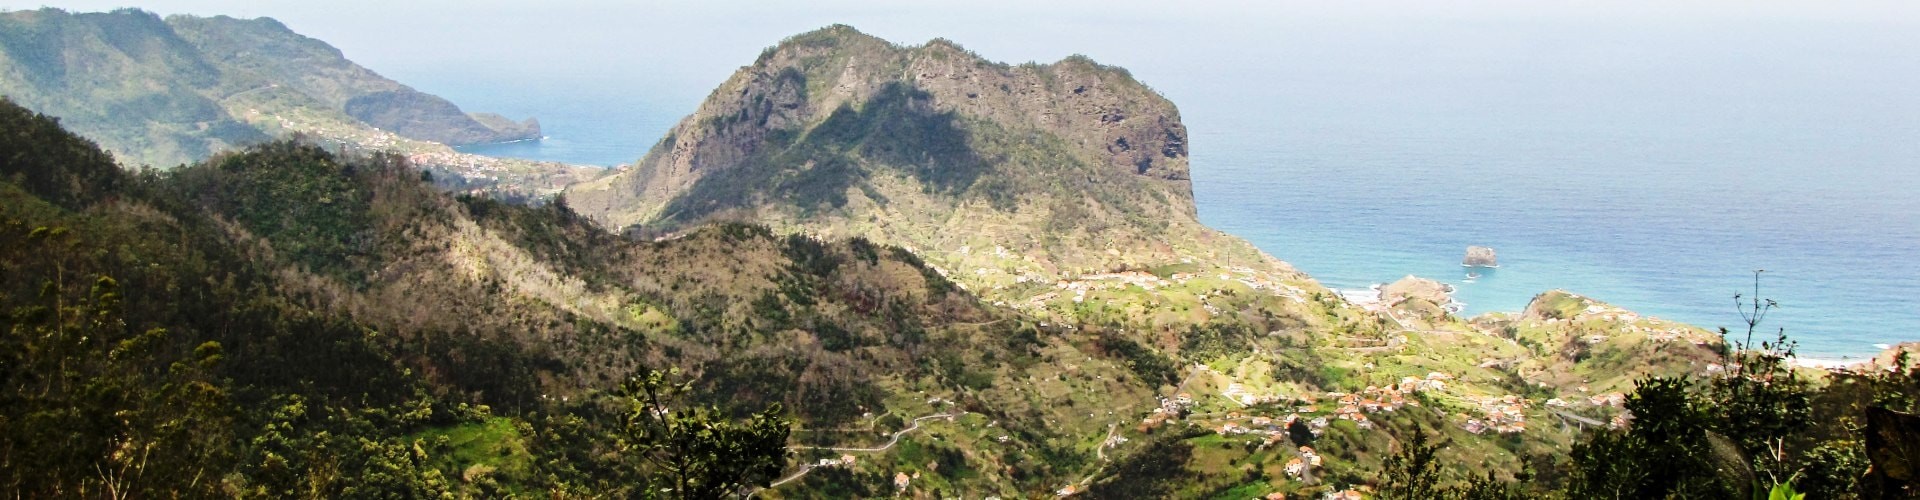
(411, 6), (1919, 359)
(441, 80), (1920, 359)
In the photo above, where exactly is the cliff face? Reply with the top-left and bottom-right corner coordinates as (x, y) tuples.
(568, 26), (1287, 292)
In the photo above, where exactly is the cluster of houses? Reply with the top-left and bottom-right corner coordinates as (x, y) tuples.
(1216, 413), (1316, 442)
(1520, 302), (1702, 344)
(1183, 372), (1452, 440)
(1544, 391), (1626, 409)
(1399, 372), (1451, 393)
(1223, 382), (1293, 406)
(1049, 270), (1182, 304)
(1327, 377), (1437, 429)
(1284, 446), (1323, 479)
(1220, 266), (1309, 303)
(1461, 394), (1529, 435)
(1545, 391), (1630, 429)
(1022, 265), (1309, 310)
(811, 454), (858, 468)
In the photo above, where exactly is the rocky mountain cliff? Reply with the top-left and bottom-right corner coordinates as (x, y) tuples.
(0, 8), (543, 166)
(567, 26), (1291, 303)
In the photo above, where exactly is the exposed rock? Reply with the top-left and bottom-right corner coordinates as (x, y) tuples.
(1381, 275), (1452, 305)
(565, 25), (1302, 289)
(1464, 246), (1498, 267)
(1380, 275), (1455, 319)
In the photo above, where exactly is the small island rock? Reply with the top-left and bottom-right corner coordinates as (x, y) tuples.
(1464, 246), (1499, 267)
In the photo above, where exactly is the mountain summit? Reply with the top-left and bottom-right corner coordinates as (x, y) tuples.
(568, 26), (1286, 294)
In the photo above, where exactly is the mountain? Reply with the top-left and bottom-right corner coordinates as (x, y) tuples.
(0, 96), (1178, 497)
(2, 17), (1908, 499)
(0, 8), (579, 196)
(165, 13), (541, 145)
(566, 26), (1296, 304)
(0, 8), (265, 167)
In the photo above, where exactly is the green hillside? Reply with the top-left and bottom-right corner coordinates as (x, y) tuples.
(1, 16), (1914, 499)
(0, 8), (583, 197)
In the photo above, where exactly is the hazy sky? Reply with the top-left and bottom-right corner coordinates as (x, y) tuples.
(6, 1), (1915, 108)
(4, 0), (1914, 179)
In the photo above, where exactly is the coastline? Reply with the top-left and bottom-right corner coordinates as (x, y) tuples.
(1790, 356), (1872, 370)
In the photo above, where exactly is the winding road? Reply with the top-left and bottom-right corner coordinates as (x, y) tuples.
(753, 412), (956, 494)
(799, 413), (956, 453)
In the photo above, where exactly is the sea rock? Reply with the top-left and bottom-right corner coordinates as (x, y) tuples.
(1381, 275), (1455, 319)
(1464, 246), (1499, 267)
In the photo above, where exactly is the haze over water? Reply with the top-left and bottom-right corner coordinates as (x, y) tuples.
(17, 1), (1919, 357)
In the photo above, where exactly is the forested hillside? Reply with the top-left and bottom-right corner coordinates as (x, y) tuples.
(4, 15), (1919, 497)
(0, 97), (1184, 497)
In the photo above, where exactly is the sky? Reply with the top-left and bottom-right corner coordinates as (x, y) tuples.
(5, 1), (1916, 113)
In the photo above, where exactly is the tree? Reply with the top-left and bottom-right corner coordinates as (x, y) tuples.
(1566, 376), (1743, 498)
(1707, 271), (1813, 482)
(1378, 425), (1445, 500)
(615, 368), (791, 499)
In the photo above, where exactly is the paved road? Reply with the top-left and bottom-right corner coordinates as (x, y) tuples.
(800, 413), (956, 452)
(754, 412), (957, 495)
(1550, 409), (1608, 427)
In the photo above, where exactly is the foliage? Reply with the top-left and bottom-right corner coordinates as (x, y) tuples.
(1086, 427), (1202, 498)
(1378, 425), (1445, 500)
(1702, 271), (1814, 484)
(1095, 333), (1181, 385)
(615, 368), (791, 498)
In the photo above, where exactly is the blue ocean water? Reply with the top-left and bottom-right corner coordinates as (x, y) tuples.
(380, 5), (1918, 359)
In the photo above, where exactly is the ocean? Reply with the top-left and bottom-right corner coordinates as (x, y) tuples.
(380, 3), (1920, 359)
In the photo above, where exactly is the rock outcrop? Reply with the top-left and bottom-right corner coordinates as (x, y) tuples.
(1464, 246), (1499, 267)
(1381, 275), (1455, 319)
(566, 25), (1300, 291)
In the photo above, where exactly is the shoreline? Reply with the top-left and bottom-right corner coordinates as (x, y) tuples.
(1331, 286), (1900, 363)
(1789, 356), (1872, 370)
